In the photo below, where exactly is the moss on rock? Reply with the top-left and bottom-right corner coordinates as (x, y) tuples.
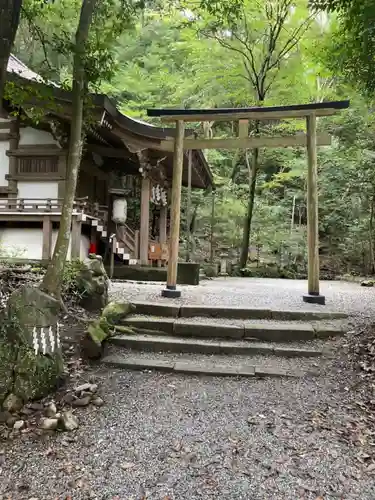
(76, 256), (109, 312)
(12, 345), (64, 402)
(0, 286), (63, 407)
(0, 341), (16, 404)
(102, 301), (135, 325)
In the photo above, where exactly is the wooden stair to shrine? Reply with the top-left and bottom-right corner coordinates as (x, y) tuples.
(101, 302), (348, 379)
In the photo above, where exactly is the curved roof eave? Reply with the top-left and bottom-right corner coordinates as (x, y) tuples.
(99, 94), (195, 140)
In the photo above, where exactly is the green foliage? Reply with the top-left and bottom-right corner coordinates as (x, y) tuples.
(61, 259), (86, 302)
(311, 0), (375, 94)
(9, 0), (375, 278)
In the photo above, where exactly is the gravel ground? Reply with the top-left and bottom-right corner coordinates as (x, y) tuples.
(1, 363), (374, 500)
(1, 278), (375, 499)
(110, 278), (375, 320)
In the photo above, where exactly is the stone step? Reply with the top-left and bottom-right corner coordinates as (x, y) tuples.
(109, 333), (327, 357)
(101, 352), (317, 378)
(130, 301), (348, 321)
(120, 316), (345, 342)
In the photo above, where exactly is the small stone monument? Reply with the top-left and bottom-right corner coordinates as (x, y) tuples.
(76, 254), (109, 312)
(0, 286), (64, 406)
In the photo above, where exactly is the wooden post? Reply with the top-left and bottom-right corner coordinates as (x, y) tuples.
(110, 235), (116, 279)
(186, 149), (192, 262)
(159, 205), (167, 244)
(210, 189), (216, 263)
(140, 176), (150, 265)
(303, 113), (324, 305)
(162, 120), (185, 298)
(134, 229), (140, 261)
(71, 215), (82, 260)
(159, 205), (167, 268)
(42, 216), (52, 261)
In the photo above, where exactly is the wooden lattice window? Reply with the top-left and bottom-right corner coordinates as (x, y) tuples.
(17, 156), (59, 175)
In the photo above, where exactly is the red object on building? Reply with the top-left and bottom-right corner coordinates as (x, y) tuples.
(89, 243), (97, 255)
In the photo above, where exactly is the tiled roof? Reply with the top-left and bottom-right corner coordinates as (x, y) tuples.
(7, 54), (44, 82)
(7, 54), (59, 87)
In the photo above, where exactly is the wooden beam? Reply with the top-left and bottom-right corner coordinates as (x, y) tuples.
(0, 122), (11, 130)
(42, 216), (52, 260)
(6, 148), (67, 156)
(162, 120), (185, 297)
(305, 114), (321, 299)
(238, 119), (249, 138)
(159, 108), (339, 123)
(160, 133), (331, 152)
(8, 119), (19, 195)
(159, 205), (167, 244)
(71, 216), (82, 260)
(86, 144), (129, 158)
(140, 177), (150, 265)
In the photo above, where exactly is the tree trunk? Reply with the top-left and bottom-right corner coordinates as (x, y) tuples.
(0, 0), (23, 107)
(40, 0), (97, 298)
(239, 147), (259, 269)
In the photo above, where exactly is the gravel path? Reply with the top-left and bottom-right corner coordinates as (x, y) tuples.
(1, 363), (374, 499)
(110, 278), (375, 321)
(1, 278), (375, 499)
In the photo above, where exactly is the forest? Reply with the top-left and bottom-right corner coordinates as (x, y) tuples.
(5, 0), (375, 278)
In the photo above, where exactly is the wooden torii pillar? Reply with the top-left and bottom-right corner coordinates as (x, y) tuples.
(147, 100), (350, 303)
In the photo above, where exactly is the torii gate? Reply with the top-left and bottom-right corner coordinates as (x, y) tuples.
(147, 100), (350, 304)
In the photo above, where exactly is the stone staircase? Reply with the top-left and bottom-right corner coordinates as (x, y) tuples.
(101, 303), (348, 378)
(87, 212), (138, 264)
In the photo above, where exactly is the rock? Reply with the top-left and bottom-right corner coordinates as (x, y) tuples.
(6, 416), (18, 428)
(20, 407), (34, 416)
(60, 393), (75, 405)
(28, 403), (44, 411)
(76, 256), (109, 312)
(74, 383), (97, 394)
(0, 344), (16, 407)
(29, 402), (44, 411)
(2, 394), (23, 413)
(59, 411), (79, 431)
(81, 319), (109, 360)
(72, 396), (91, 407)
(0, 287), (64, 408)
(102, 301), (135, 325)
(91, 396), (104, 407)
(0, 411), (12, 423)
(40, 418), (59, 430)
(45, 403), (57, 418)
(361, 280), (375, 287)
(13, 420), (25, 431)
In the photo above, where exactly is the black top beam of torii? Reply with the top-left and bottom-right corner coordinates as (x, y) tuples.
(147, 100), (350, 121)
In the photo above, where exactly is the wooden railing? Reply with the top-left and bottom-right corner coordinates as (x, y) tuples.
(0, 198), (64, 212)
(116, 223), (139, 258)
(0, 197), (108, 219)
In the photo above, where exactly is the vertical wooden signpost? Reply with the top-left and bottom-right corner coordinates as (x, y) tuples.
(148, 100), (349, 303)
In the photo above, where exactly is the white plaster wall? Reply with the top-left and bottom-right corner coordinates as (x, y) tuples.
(0, 228), (40, 259)
(18, 181), (58, 200)
(0, 124), (59, 188)
(19, 127), (59, 146)
(0, 228), (90, 261)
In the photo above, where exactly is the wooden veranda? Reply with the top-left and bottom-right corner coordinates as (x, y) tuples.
(147, 100), (350, 304)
